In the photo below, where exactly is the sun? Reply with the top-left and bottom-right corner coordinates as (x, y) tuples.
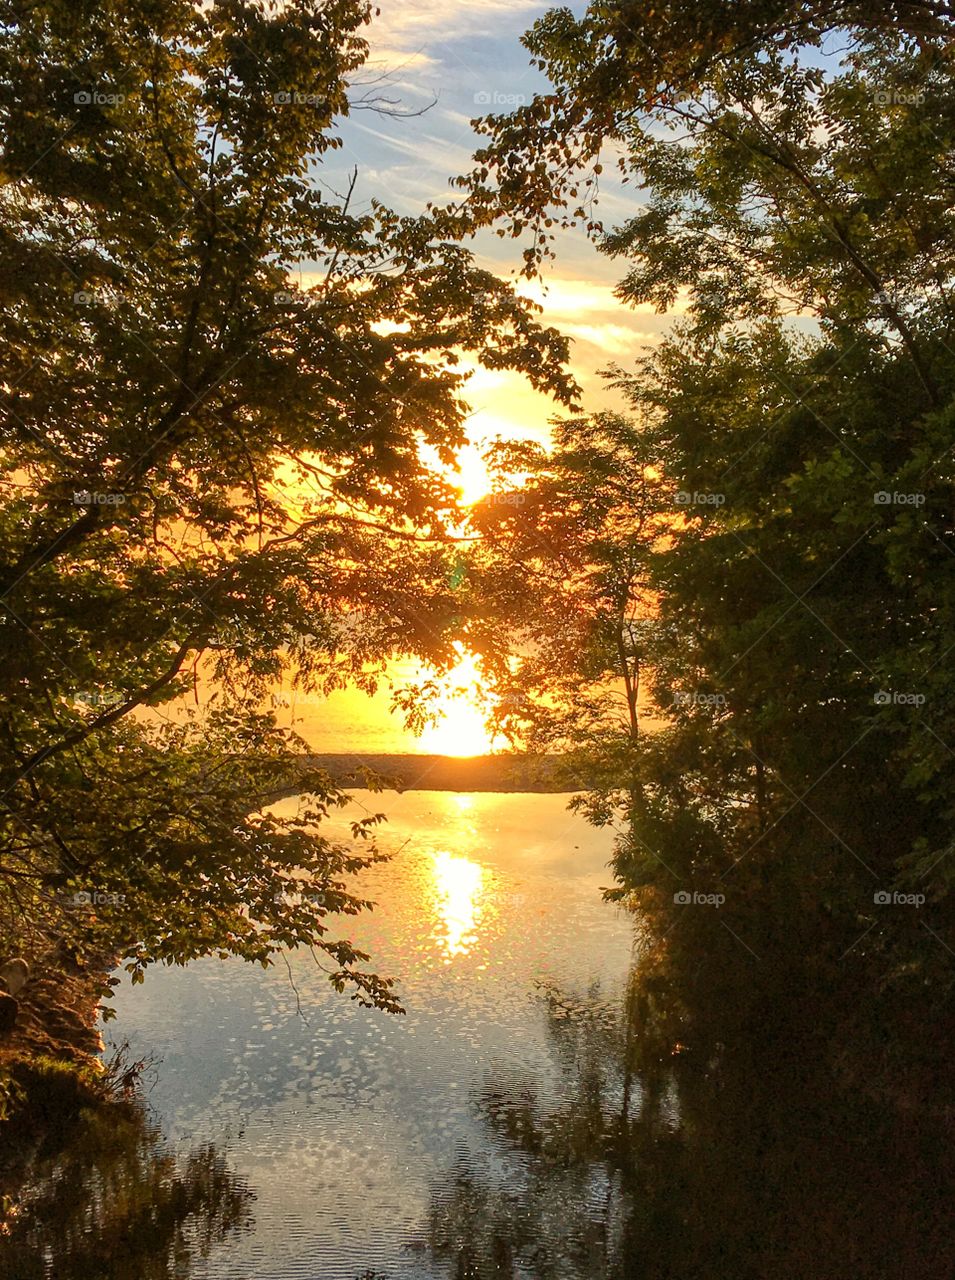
(418, 643), (500, 756)
(453, 443), (492, 507)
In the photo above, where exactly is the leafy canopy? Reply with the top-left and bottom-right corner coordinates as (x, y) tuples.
(0, 0), (574, 1008)
(457, 1), (955, 1002)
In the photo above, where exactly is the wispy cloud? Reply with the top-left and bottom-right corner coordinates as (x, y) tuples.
(370, 0), (542, 48)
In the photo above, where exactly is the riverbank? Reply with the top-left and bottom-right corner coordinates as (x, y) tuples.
(0, 945), (113, 1138)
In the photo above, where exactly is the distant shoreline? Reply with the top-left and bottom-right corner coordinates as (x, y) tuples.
(278, 753), (586, 795)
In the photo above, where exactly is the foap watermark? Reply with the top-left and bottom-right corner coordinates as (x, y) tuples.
(76, 690), (124, 710)
(272, 289), (323, 309)
(71, 890), (126, 907)
(73, 490), (126, 506)
(874, 490), (924, 506)
(488, 491), (526, 508)
(673, 691), (727, 709)
(497, 691), (532, 713)
(473, 90), (528, 108)
(273, 90), (325, 106)
(269, 690), (333, 709)
(874, 690), (925, 707)
(273, 889), (326, 908)
(873, 88), (925, 107)
(675, 490), (725, 508)
(74, 89), (125, 106)
(674, 890), (725, 907)
(73, 288), (126, 306)
(874, 890), (925, 907)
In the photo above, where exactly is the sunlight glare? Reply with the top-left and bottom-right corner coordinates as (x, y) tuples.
(418, 643), (499, 756)
(431, 850), (484, 959)
(453, 443), (492, 506)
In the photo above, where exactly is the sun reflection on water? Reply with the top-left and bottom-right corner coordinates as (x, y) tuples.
(431, 850), (485, 960)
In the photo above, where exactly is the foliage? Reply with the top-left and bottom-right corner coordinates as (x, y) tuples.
(465, 412), (667, 820)
(460, 3), (955, 990)
(0, 1), (575, 1007)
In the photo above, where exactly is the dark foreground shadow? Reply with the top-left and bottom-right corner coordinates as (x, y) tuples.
(0, 1099), (253, 1280)
(421, 960), (955, 1280)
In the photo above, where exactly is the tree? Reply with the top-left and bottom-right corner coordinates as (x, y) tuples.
(455, 2), (955, 998)
(0, 0), (574, 1009)
(466, 413), (666, 825)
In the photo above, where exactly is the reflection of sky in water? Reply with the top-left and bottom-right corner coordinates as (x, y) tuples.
(106, 792), (632, 1279)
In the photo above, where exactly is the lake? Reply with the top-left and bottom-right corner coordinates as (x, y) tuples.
(102, 791), (636, 1279)
(7, 788), (954, 1279)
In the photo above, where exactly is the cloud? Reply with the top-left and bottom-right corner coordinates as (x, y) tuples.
(563, 323), (657, 356)
(517, 275), (692, 321)
(359, 46), (441, 74)
(370, 0), (542, 48)
(346, 116), (476, 172)
(516, 277), (641, 315)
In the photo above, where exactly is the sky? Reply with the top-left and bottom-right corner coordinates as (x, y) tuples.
(301, 0), (676, 454)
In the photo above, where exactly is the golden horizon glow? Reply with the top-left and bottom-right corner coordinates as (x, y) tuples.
(418, 643), (499, 756)
(431, 849), (484, 959)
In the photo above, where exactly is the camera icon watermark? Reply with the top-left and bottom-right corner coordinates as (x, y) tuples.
(674, 890), (725, 907)
(873, 890), (924, 906)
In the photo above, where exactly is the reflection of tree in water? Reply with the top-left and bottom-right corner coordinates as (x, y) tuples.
(423, 962), (955, 1280)
(0, 1103), (253, 1279)
(426, 978), (647, 1279)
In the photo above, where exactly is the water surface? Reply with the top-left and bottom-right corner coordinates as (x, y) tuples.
(104, 791), (633, 1279)
(7, 789), (955, 1279)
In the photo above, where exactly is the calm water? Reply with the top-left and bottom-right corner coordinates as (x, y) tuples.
(7, 790), (954, 1279)
(102, 792), (635, 1280)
